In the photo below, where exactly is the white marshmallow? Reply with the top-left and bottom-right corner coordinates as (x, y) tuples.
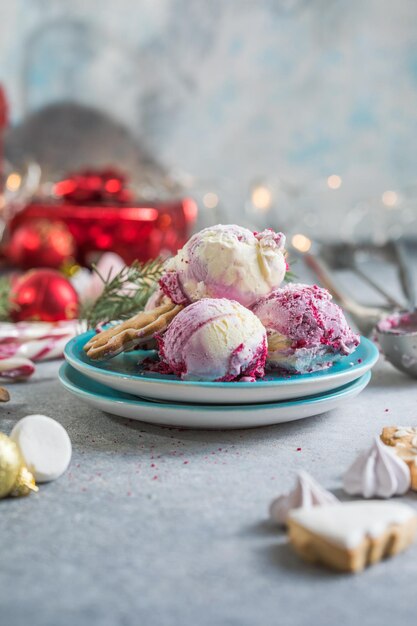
(11, 414), (72, 482)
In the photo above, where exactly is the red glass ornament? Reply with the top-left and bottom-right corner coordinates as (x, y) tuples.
(10, 269), (79, 322)
(6, 220), (76, 269)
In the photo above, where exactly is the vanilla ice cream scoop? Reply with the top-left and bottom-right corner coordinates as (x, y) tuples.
(159, 224), (286, 308)
(158, 298), (267, 381)
(253, 283), (359, 373)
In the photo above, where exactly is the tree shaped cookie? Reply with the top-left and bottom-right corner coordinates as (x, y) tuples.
(288, 501), (417, 573)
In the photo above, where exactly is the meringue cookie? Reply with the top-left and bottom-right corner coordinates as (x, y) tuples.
(269, 470), (338, 525)
(343, 437), (410, 498)
(11, 415), (72, 482)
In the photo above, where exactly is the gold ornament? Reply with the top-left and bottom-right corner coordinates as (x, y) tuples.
(0, 433), (38, 498)
(60, 260), (81, 278)
(10, 466), (38, 497)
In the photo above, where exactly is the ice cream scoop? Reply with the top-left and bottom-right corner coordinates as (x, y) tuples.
(158, 298), (267, 381)
(159, 224), (286, 308)
(252, 283), (359, 373)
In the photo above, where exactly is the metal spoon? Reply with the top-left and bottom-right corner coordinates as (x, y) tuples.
(304, 251), (392, 336)
(320, 242), (403, 308)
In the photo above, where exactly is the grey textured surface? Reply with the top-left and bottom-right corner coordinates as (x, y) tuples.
(0, 354), (417, 626)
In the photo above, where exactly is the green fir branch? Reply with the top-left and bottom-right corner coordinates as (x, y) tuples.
(0, 276), (15, 321)
(82, 258), (165, 329)
(284, 254), (297, 283)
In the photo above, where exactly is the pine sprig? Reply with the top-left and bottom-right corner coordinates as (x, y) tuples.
(82, 258), (165, 329)
(284, 269), (297, 282)
(284, 253), (297, 283)
(0, 276), (15, 321)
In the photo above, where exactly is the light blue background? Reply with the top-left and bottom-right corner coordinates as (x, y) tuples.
(1, 1), (417, 238)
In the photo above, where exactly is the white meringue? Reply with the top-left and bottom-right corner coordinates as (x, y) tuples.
(343, 437), (410, 498)
(269, 470), (338, 525)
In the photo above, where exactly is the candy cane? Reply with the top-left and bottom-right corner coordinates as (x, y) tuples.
(0, 335), (74, 362)
(0, 320), (83, 344)
(19, 336), (73, 361)
(0, 321), (83, 382)
(0, 357), (35, 380)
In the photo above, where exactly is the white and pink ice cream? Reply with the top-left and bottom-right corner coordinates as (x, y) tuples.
(159, 224), (287, 308)
(252, 283), (359, 373)
(157, 298), (267, 381)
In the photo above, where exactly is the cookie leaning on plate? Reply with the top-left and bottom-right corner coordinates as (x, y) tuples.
(288, 501), (417, 573)
(381, 427), (417, 490)
(84, 301), (183, 360)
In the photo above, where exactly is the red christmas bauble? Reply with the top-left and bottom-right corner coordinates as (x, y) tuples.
(7, 220), (76, 269)
(10, 269), (79, 322)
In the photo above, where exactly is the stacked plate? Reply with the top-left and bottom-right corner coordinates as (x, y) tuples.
(60, 331), (379, 429)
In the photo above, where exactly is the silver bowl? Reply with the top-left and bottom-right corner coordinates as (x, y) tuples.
(376, 311), (417, 379)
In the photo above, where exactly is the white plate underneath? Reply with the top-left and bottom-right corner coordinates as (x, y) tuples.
(65, 332), (379, 405)
(59, 363), (372, 430)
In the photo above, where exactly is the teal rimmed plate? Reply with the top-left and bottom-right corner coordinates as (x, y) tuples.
(64, 332), (378, 405)
(60, 363), (372, 430)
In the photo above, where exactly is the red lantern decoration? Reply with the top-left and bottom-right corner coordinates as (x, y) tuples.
(6, 220), (76, 269)
(10, 269), (79, 322)
(53, 167), (133, 205)
(7, 166), (197, 267)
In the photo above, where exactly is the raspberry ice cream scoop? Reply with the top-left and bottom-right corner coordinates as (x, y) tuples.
(252, 283), (359, 374)
(159, 224), (286, 308)
(158, 298), (267, 381)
